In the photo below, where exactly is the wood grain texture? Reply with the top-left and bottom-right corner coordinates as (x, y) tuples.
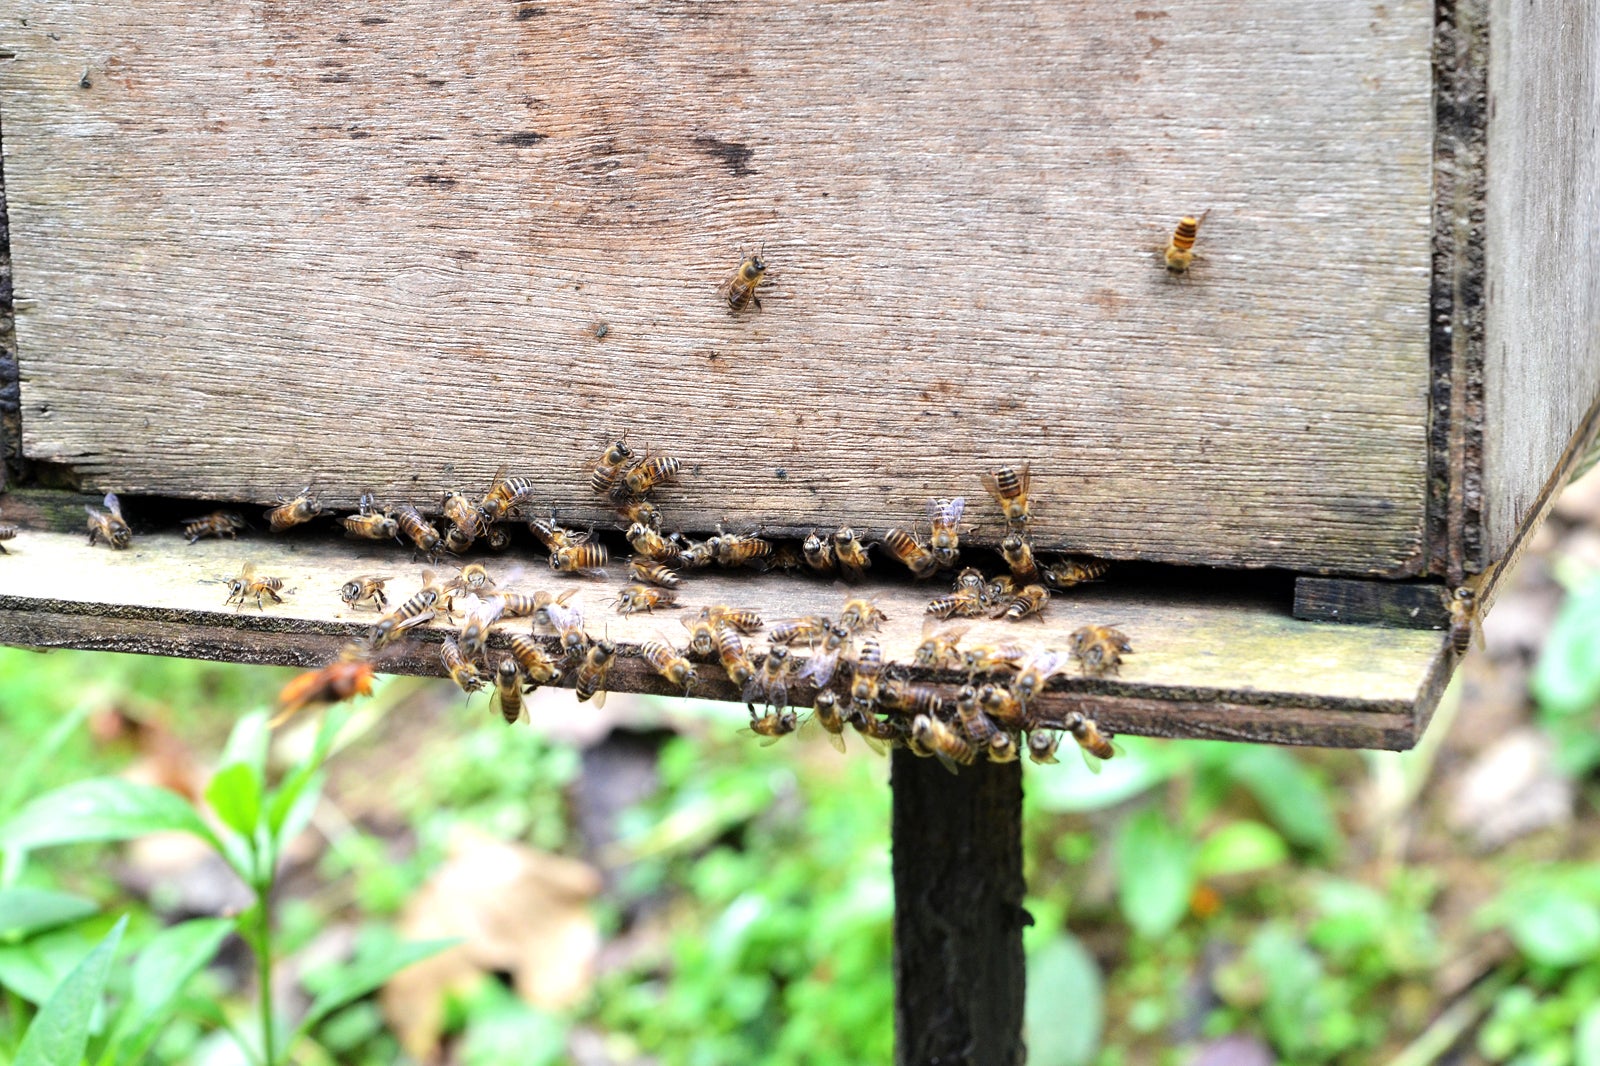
(1483, 0), (1600, 565)
(1292, 576), (1451, 629)
(0, 0), (1434, 574)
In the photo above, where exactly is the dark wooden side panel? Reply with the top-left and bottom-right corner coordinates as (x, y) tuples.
(1293, 576), (1451, 629)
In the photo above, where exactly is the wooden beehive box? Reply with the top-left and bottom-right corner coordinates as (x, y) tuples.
(0, 0), (1594, 750)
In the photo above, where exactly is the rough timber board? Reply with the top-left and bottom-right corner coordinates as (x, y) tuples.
(0, 526), (1449, 750)
(0, 0), (1433, 575)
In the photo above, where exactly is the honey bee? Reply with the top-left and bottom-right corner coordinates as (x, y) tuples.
(483, 525), (512, 551)
(768, 615), (833, 647)
(629, 558), (682, 588)
(745, 708), (799, 744)
(546, 602), (592, 661)
(1012, 650), (1068, 708)
(1064, 711), (1119, 771)
(0, 521), (15, 553)
(981, 463), (1033, 529)
(851, 711), (903, 751)
(1448, 586), (1484, 654)
(925, 585), (988, 620)
(911, 714), (975, 775)
(883, 528), (941, 579)
(549, 542), (610, 578)
(640, 639), (697, 693)
(574, 639), (619, 706)
(615, 584), (677, 615)
(832, 527), (872, 581)
(180, 511), (246, 544)
(1040, 557), (1110, 590)
(615, 498), (663, 530)
(224, 562), (288, 610)
(441, 492), (489, 550)
(481, 465), (538, 522)
(926, 497), (965, 569)
(367, 607), (437, 650)
(713, 531), (773, 568)
(393, 505), (442, 555)
(986, 732), (1020, 763)
(718, 250), (768, 313)
(626, 522), (681, 563)
(274, 643), (375, 726)
(266, 489), (322, 533)
(810, 690), (848, 753)
(446, 563), (495, 595)
(1026, 729), (1062, 765)
(985, 574), (1018, 607)
(744, 646), (795, 711)
(442, 526), (475, 555)
(1164, 210), (1209, 275)
(996, 583), (1050, 621)
(1069, 625), (1133, 677)
(440, 637), (486, 694)
(878, 678), (945, 718)
(590, 437), (635, 497)
(849, 639), (885, 711)
(614, 456), (682, 500)
(796, 622), (853, 688)
(716, 625), (757, 687)
(681, 611), (721, 659)
(838, 597), (888, 635)
(494, 658), (526, 724)
(506, 634), (563, 687)
(339, 575), (391, 612)
(914, 622), (969, 670)
(342, 495), (400, 541)
(457, 595), (507, 662)
(951, 684), (1001, 745)
(977, 683), (1025, 729)
(704, 605), (765, 633)
(802, 532), (836, 575)
(1000, 532), (1038, 582)
(677, 538), (718, 569)
(962, 641), (1029, 679)
(85, 492), (132, 549)
(502, 588), (573, 625)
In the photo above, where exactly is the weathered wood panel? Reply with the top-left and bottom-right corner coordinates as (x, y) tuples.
(0, 0), (1434, 574)
(1292, 575), (1451, 628)
(1482, 0), (1600, 566)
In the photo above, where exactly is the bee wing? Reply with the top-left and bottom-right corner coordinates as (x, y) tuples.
(741, 676), (765, 706)
(932, 750), (963, 776)
(1078, 744), (1108, 774)
(979, 472), (1005, 503)
(796, 652), (837, 688)
(104, 492), (123, 518)
(477, 596), (508, 625)
(546, 603), (583, 630)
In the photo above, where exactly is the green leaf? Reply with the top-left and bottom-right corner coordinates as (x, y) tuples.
(14, 914), (127, 1066)
(0, 888), (99, 941)
(0, 702), (94, 822)
(204, 763), (264, 840)
(1505, 893), (1600, 968)
(1532, 580), (1600, 717)
(295, 938), (457, 1038)
(1227, 748), (1339, 855)
(1115, 808), (1195, 938)
(218, 710), (271, 779)
(1025, 934), (1102, 1066)
(106, 916), (234, 1065)
(0, 779), (220, 854)
(0, 925), (108, 1005)
(267, 770), (324, 849)
(1196, 821), (1289, 879)
(1577, 1002), (1600, 1066)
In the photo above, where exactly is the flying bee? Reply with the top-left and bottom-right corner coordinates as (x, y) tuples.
(274, 643), (376, 726)
(745, 708), (799, 745)
(716, 625), (757, 687)
(393, 505), (442, 555)
(590, 437), (635, 497)
(681, 611), (721, 659)
(1448, 586), (1484, 654)
(494, 658), (526, 724)
(677, 538), (718, 569)
(810, 691), (848, 753)
(768, 615), (833, 647)
(1064, 711), (1119, 771)
(883, 527), (941, 579)
(744, 646), (795, 712)
(1026, 729), (1062, 765)
(1069, 624), (1133, 677)
(802, 532), (836, 575)
(952, 684), (1001, 745)
(457, 595), (507, 662)
(926, 497), (965, 569)
(339, 574), (391, 612)
(615, 584), (678, 615)
(626, 522), (681, 563)
(640, 639), (697, 693)
(914, 622), (969, 670)
(925, 586), (987, 620)
(266, 489), (322, 532)
(1041, 557), (1110, 590)
(224, 562), (288, 610)
(962, 641), (1029, 679)
(629, 558), (683, 588)
(546, 602), (592, 661)
(714, 531), (774, 568)
(838, 597), (888, 635)
(996, 584), (1050, 621)
(367, 608), (436, 650)
(574, 639), (619, 706)
(1164, 210), (1209, 275)
(1000, 532), (1038, 582)
(527, 515), (589, 553)
(179, 511), (245, 544)
(911, 714), (975, 775)
(440, 637), (486, 695)
(719, 250), (768, 313)
(981, 463), (1033, 529)
(549, 542), (609, 578)
(481, 465), (538, 522)
(1012, 651), (1068, 708)
(86, 492), (132, 549)
(342, 495), (399, 541)
(704, 605), (765, 634)
(849, 639), (885, 711)
(832, 527), (872, 581)
(977, 683), (1025, 729)
(796, 622), (852, 688)
(506, 634), (563, 688)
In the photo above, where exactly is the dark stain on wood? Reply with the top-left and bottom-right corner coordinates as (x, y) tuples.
(692, 135), (755, 177)
(413, 174), (459, 188)
(515, 6), (548, 18)
(359, 16), (390, 25)
(496, 131), (547, 147)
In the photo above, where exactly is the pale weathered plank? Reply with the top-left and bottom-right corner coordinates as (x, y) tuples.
(0, 0), (1434, 574)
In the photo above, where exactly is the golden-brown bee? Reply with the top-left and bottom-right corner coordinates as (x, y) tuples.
(274, 643), (376, 726)
(981, 463), (1033, 529)
(181, 511), (246, 544)
(393, 505), (442, 555)
(1164, 210), (1209, 275)
(745, 708), (799, 744)
(640, 639), (697, 693)
(985, 574), (1018, 607)
(1041, 557), (1110, 590)
(0, 521), (16, 553)
(911, 714), (975, 775)
(681, 611), (721, 660)
(457, 595), (507, 662)
(1012, 650), (1068, 708)
(838, 597), (888, 635)
(797, 622), (853, 688)
(1065, 711), (1118, 771)
(677, 538), (717, 569)
(86, 492), (132, 550)
(446, 563), (496, 595)
(878, 678), (945, 718)
(977, 683), (1025, 730)
(851, 711), (903, 751)
(849, 639), (885, 711)
(925, 586), (988, 620)
(339, 574), (391, 612)
(484, 525), (512, 551)
(1000, 532), (1038, 582)
(500, 588), (571, 625)
(494, 658), (525, 724)
(441, 637), (487, 695)
(802, 532), (836, 576)
(481, 465), (538, 522)
(546, 602), (592, 662)
(441, 492), (489, 550)
(366, 607), (436, 651)
(614, 456), (682, 500)
(506, 634), (563, 688)
(626, 522), (681, 563)
(996, 583), (1050, 621)
(704, 605), (765, 634)
(629, 557), (683, 588)
(962, 641), (1029, 679)
(810, 690), (848, 753)
(526, 515), (588, 554)
(883, 528), (941, 579)
(926, 497), (965, 569)
(224, 562), (288, 611)
(1026, 729), (1062, 765)
(768, 614), (833, 647)
(549, 542), (610, 578)
(1448, 586), (1483, 655)
(590, 437), (636, 497)
(744, 646), (795, 711)
(986, 732), (1020, 763)
(914, 622), (969, 670)
(1069, 624), (1133, 677)
(615, 584), (677, 615)
(719, 250), (768, 313)
(716, 625), (757, 687)
(832, 527), (872, 581)
(952, 684), (1001, 745)
(616, 498), (663, 530)
(266, 489), (322, 533)
(342, 495), (399, 542)
(574, 639), (619, 707)
(713, 531), (774, 568)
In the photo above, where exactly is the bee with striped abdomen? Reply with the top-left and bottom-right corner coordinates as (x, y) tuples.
(1000, 532), (1038, 582)
(494, 658), (526, 724)
(719, 250), (768, 313)
(86, 493), (132, 550)
(1041, 557), (1110, 590)
(995, 583), (1050, 621)
(339, 575), (391, 612)
(507, 634), (563, 688)
(629, 558), (682, 588)
(224, 562), (288, 611)
(832, 527), (872, 581)
(613, 456), (682, 500)
(441, 637), (486, 695)
(926, 497), (965, 569)
(342, 495), (399, 542)
(981, 463), (1032, 529)
(266, 489), (322, 533)
(802, 532), (836, 576)
(1069, 624), (1133, 677)
(393, 505), (442, 556)
(481, 465), (538, 523)
(615, 584), (677, 615)
(182, 511), (247, 544)
(883, 527), (940, 579)
(640, 639), (697, 694)
(574, 639), (619, 707)
(590, 437), (635, 497)
(549, 542), (609, 578)
(1164, 210), (1209, 275)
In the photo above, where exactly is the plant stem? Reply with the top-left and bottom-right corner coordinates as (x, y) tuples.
(256, 872), (277, 1066)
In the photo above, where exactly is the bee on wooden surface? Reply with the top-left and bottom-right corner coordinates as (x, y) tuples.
(483, 525), (512, 551)
(716, 625), (757, 687)
(1026, 729), (1062, 765)
(590, 437), (636, 497)
(977, 683), (1025, 729)
(681, 611), (721, 660)
(367, 608), (436, 651)
(1000, 532), (1038, 582)
(768, 614), (833, 647)
(879, 678), (945, 718)
(440, 637), (486, 695)
(1012, 650), (1068, 708)
(986, 732), (1020, 763)
(629, 558), (683, 588)
(925, 585), (987, 620)
(181, 511), (246, 544)
(745, 707), (799, 745)
(527, 515), (588, 554)
(445, 563), (496, 595)
(1069, 624), (1133, 677)
(802, 532), (836, 576)
(883, 527), (941, 579)
(677, 538), (718, 569)
(744, 646), (795, 712)
(546, 602), (592, 662)
(838, 597), (888, 635)
(832, 527), (872, 581)
(1041, 557), (1110, 590)
(457, 595), (507, 662)
(797, 622), (853, 688)
(266, 489), (322, 533)
(704, 605), (765, 634)
(0, 522), (15, 553)
(914, 622), (969, 670)
(620, 455), (683, 500)
(339, 575), (391, 612)
(713, 531), (773, 568)
(981, 463), (1033, 529)
(849, 639), (885, 711)
(1448, 586), (1484, 655)
(954, 568), (988, 593)
(481, 465), (538, 522)
(342, 495), (399, 542)
(626, 522), (681, 563)
(615, 498), (662, 530)
(86, 492), (132, 550)
(1164, 210), (1209, 275)
(497, 588), (566, 624)
(912, 714), (975, 775)
(225, 562), (288, 611)
(962, 641), (1029, 679)
(985, 574), (1018, 607)
(549, 542), (610, 578)
(574, 639), (619, 707)
(640, 639), (697, 693)
(719, 250), (768, 313)
(506, 634), (563, 688)
(393, 505), (442, 555)
(996, 583), (1050, 621)
(274, 643), (375, 726)
(1064, 711), (1119, 771)
(441, 492), (489, 551)
(810, 691), (848, 753)
(615, 584), (677, 615)
(952, 685), (1001, 746)
(494, 658), (526, 724)
(926, 497), (965, 569)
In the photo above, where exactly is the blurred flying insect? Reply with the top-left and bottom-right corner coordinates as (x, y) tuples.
(1040, 557), (1110, 590)
(1026, 729), (1062, 765)
(574, 639), (619, 707)
(810, 691), (848, 753)
(1000, 532), (1038, 582)
(838, 597), (888, 635)
(339, 574), (391, 612)
(266, 489), (322, 533)
(883, 527), (940, 579)
(640, 639), (697, 694)
(342, 495), (399, 542)
(1012, 650), (1069, 708)
(926, 497), (965, 569)
(440, 637), (486, 695)
(796, 622), (852, 688)
(86, 492), (132, 550)
(832, 527), (872, 581)
(182, 511), (246, 544)
(274, 643), (375, 726)
(1069, 624), (1133, 677)
(1064, 711), (1120, 771)
(744, 707), (799, 745)
(719, 249), (768, 313)
(549, 542), (609, 578)
(1164, 210), (1210, 275)
(590, 437), (635, 497)
(981, 463), (1033, 529)
(615, 584), (677, 615)
(494, 658), (526, 724)
(224, 562), (288, 611)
